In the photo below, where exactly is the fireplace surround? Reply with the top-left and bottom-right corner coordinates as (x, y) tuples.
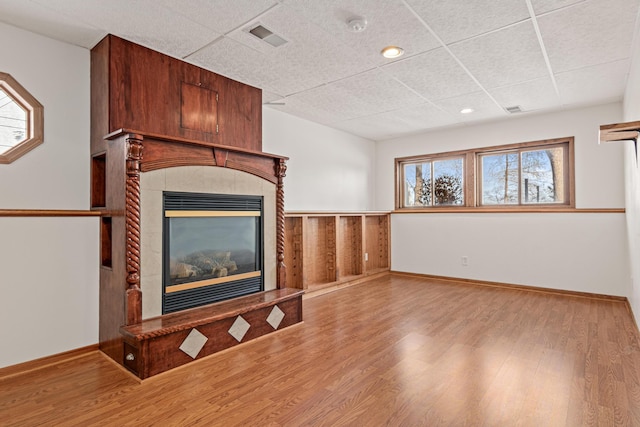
(91, 35), (302, 378)
(140, 165), (278, 319)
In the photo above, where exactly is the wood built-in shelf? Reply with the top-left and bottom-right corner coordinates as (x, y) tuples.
(284, 212), (390, 292)
(91, 153), (106, 209)
(100, 216), (112, 268)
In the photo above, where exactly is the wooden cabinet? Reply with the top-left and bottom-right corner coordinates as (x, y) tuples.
(284, 212), (390, 292)
(91, 34), (262, 152)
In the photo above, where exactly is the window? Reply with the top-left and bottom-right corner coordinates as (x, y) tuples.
(396, 137), (574, 210)
(401, 156), (465, 207)
(0, 72), (44, 164)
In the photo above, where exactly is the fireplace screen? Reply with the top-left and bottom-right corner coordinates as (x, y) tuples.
(163, 192), (263, 313)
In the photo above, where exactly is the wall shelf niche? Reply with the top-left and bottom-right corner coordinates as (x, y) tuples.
(284, 212), (390, 293)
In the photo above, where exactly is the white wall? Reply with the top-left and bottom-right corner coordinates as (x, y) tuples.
(377, 104), (632, 296)
(0, 23), (97, 368)
(262, 108), (376, 211)
(622, 17), (640, 321)
(0, 217), (98, 367)
(0, 26), (378, 368)
(0, 23), (90, 210)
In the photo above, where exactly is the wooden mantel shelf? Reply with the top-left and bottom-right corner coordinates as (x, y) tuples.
(106, 128), (288, 161)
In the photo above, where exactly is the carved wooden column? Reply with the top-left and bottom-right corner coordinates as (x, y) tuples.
(276, 158), (287, 289)
(125, 134), (144, 325)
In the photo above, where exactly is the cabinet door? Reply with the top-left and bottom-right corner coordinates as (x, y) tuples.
(178, 65), (220, 141)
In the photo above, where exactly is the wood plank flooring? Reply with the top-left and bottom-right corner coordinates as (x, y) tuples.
(2, 274), (640, 426)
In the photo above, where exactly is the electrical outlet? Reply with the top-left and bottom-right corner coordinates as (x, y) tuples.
(461, 256), (468, 267)
(364, 252), (369, 261)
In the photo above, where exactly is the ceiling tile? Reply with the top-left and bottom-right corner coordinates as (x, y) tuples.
(0, 0), (105, 48)
(189, 36), (324, 96)
(450, 21), (549, 89)
(331, 103), (459, 140)
(489, 77), (561, 112)
(275, 67), (428, 122)
(1, 0), (636, 141)
(30, 0), (219, 58)
(404, 0), (530, 44)
(280, 0), (441, 65)
(223, 4), (378, 93)
(530, 0), (585, 15)
(283, 85), (376, 121)
(383, 48), (482, 101)
(155, 0), (277, 34)
(555, 59), (630, 106)
(538, 0), (639, 73)
(266, 97), (345, 126)
(432, 91), (506, 122)
(330, 68), (426, 112)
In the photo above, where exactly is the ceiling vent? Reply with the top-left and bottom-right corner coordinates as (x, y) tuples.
(248, 24), (288, 48)
(505, 105), (523, 114)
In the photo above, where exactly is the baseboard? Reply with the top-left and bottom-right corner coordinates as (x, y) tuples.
(391, 271), (628, 302)
(0, 344), (99, 380)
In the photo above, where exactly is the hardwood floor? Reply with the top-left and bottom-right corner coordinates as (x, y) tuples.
(2, 274), (640, 426)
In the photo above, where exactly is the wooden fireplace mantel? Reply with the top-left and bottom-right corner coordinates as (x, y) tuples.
(105, 128), (288, 182)
(104, 130), (290, 323)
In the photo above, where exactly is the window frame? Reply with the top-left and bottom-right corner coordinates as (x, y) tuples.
(0, 72), (44, 164)
(395, 137), (575, 211)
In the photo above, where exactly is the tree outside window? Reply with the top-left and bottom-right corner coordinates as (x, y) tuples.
(479, 146), (566, 206)
(403, 157), (464, 207)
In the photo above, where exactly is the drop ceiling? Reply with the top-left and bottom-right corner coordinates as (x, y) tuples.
(0, 0), (638, 140)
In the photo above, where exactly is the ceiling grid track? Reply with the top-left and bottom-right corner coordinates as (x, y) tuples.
(524, 0), (561, 99)
(401, 0), (506, 114)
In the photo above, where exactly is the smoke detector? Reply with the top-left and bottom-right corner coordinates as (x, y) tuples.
(347, 16), (367, 32)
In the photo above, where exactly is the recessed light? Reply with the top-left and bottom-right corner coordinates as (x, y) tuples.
(381, 46), (404, 59)
(460, 108), (474, 114)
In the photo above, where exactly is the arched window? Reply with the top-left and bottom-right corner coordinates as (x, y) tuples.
(0, 72), (43, 164)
